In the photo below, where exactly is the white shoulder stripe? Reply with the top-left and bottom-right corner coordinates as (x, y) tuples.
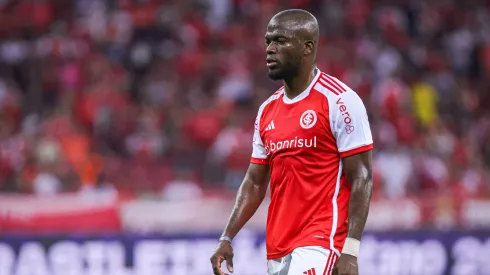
(257, 92), (282, 120)
(324, 74), (349, 91)
(313, 82), (334, 98)
(318, 79), (341, 95)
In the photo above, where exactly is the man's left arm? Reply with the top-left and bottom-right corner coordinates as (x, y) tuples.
(327, 88), (373, 275)
(343, 150), (373, 241)
(333, 151), (373, 275)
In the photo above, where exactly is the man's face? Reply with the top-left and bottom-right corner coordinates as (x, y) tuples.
(265, 20), (303, 80)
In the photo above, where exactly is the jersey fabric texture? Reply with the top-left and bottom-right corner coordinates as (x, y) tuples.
(251, 69), (373, 260)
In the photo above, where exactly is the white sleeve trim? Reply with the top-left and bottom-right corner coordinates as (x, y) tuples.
(338, 142), (373, 153)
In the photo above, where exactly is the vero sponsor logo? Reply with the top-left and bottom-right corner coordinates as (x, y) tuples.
(337, 98), (354, 134)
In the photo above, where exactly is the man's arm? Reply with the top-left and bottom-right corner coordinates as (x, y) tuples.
(222, 163), (269, 239)
(210, 163), (269, 275)
(333, 150), (372, 275)
(342, 150), (373, 240)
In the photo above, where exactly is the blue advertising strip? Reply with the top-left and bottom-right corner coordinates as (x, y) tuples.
(0, 230), (489, 275)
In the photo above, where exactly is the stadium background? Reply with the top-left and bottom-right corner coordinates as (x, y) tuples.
(0, 0), (489, 274)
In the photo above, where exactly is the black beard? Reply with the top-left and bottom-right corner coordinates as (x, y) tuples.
(268, 65), (298, 81)
(268, 70), (284, 80)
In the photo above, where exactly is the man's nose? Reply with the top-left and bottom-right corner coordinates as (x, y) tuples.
(266, 43), (277, 55)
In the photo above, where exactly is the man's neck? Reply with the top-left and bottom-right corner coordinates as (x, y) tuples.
(283, 65), (317, 100)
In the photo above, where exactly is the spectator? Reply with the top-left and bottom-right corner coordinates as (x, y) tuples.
(0, 0), (487, 203)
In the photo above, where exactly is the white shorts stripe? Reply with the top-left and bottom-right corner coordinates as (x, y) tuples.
(323, 253), (333, 275)
(327, 254), (338, 275)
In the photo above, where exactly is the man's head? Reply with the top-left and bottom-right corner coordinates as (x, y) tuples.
(265, 9), (319, 80)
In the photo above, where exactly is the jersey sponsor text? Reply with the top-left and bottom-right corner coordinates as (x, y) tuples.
(265, 136), (317, 155)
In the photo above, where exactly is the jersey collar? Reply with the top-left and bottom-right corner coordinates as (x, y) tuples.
(282, 68), (321, 104)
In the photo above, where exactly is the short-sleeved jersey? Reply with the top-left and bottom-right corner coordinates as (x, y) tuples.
(251, 69), (373, 260)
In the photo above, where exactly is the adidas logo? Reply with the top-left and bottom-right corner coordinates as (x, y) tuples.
(265, 120), (275, 131)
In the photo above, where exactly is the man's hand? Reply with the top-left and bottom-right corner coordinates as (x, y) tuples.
(332, 254), (358, 275)
(210, 241), (234, 275)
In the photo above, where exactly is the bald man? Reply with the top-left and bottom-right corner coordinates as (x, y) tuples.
(211, 9), (373, 275)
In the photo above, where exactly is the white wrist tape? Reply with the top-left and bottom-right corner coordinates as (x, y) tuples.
(219, 236), (232, 243)
(342, 237), (360, 257)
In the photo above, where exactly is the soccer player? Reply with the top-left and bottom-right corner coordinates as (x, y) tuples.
(210, 9), (373, 275)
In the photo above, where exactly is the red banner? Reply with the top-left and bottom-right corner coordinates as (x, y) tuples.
(1, 193), (488, 233)
(0, 193), (121, 233)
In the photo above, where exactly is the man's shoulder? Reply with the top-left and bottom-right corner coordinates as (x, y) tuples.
(313, 72), (355, 100)
(257, 86), (284, 113)
(312, 72), (368, 113)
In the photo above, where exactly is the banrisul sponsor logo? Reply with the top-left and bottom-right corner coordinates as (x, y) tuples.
(265, 136), (317, 155)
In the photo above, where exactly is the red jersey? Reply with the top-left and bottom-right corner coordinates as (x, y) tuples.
(250, 69), (373, 259)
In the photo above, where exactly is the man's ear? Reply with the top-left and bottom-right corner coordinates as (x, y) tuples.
(304, 41), (315, 56)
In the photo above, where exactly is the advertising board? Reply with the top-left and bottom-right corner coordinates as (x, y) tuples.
(0, 230), (489, 275)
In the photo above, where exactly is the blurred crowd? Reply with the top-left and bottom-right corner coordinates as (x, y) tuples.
(0, 0), (489, 200)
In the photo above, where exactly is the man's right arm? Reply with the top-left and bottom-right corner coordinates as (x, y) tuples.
(211, 109), (270, 275)
(222, 107), (271, 239)
(221, 163), (269, 239)
(210, 163), (269, 275)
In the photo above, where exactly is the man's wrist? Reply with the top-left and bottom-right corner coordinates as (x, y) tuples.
(219, 236), (233, 243)
(341, 237), (360, 257)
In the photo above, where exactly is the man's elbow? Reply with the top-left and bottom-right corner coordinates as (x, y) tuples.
(351, 172), (373, 193)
